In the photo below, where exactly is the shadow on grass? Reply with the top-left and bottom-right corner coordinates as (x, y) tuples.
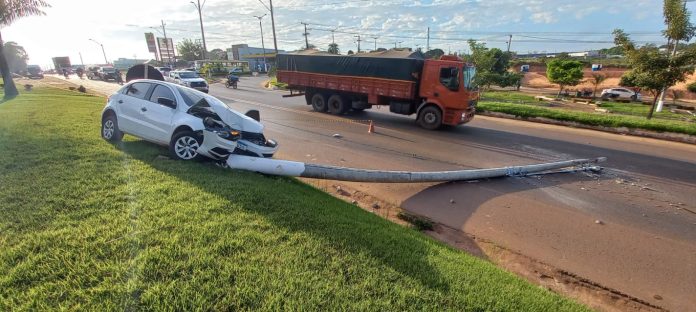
(117, 140), (452, 292)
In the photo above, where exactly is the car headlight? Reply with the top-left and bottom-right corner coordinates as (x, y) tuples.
(214, 129), (241, 141)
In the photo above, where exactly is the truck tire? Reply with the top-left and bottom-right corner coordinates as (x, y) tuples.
(327, 94), (350, 115)
(311, 93), (328, 112)
(417, 105), (443, 130)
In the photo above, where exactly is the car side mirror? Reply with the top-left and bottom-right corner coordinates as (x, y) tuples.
(245, 109), (260, 122)
(157, 97), (176, 108)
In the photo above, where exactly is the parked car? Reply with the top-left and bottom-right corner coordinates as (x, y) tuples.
(167, 70), (209, 93)
(229, 67), (243, 74)
(87, 66), (100, 80)
(101, 80), (277, 161)
(27, 65), (44, 79)
(600, 88), (641, 101)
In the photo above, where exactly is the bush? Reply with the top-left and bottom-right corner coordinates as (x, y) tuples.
(687, 82), (696, 94)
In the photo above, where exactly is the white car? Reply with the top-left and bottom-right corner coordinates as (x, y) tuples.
(101, 80), (278, 161)
(167, 70), (209, 93)
(600, 88), (641, 101)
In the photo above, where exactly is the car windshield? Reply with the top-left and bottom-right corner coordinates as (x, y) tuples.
(178, 72), (198, 79)
(102, 68), (115, 73)
(463, 66), (476, 91)
(177, 86), (206, 107)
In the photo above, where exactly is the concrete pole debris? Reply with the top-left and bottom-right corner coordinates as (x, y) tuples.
(226, 156), (606, 183)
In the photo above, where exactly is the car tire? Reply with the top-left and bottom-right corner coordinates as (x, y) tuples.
(417, 105), (443, 130)
(102, 114), (123, 142)
(630, 95), (637, 101)
(170, 131), (204, 161)
(311, 93), (328, 112)
(327, 94), (349, 115)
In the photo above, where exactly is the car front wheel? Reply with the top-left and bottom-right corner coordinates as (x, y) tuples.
(170, 131), (204, 161)
(102, 114), (123, 142)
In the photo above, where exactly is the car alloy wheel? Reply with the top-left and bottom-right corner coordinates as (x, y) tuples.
(102, 120), (115, 140)
(174, 135), (201, 160)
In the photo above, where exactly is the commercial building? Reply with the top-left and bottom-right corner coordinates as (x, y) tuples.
(228, 44), (285, 72)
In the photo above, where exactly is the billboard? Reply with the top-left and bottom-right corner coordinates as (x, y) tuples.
(52, 57), (71, 70)
(145, 33), (157, 53)
(157, 37), (176, 63)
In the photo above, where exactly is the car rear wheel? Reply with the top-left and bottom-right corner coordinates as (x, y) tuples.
(311, 93), (328, 112)
(327, 94), (350, 115)
(417, 105), (443, 130)
(170, 131), (204, 161)
(102, 114), (123, 142)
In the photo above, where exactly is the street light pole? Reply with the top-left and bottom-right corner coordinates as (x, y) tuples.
(89, 39), (108, 64)
(191, 0), (207, 59)
(254, 14), (268, 72)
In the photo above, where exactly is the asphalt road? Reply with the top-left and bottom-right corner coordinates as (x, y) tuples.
(52, 75), (696, 311)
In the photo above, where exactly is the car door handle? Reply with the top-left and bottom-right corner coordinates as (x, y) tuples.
(141, 107), (147, 112)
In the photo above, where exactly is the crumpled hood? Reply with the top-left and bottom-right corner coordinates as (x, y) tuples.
(181, 77), (207, 84)
(192, 97), (264, 133)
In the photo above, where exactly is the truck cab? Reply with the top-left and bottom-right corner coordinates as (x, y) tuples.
(417, 56), (478, 129)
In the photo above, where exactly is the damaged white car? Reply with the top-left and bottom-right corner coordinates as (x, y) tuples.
(101, 79), (278, 160)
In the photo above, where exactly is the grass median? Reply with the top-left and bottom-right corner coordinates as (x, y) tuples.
(0, 86), (588, 310)
(478, 100), (696, 136)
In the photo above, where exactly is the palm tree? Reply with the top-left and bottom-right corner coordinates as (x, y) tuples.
(590, 73), (606, 100)
(1, 0), (50, 99)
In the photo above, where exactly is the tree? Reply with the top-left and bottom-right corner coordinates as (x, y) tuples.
(209, 48), (227, 60)
(177, 39), (204, 61)
(3, 41), (27, 73)
(424, 48), (445, 59)
(687, 81), (696, 93)
(327, 43), (339, 54)
(347, 50), (354, 55)
(467, 40), (516, 91)
(590, 73), (606, 99)
(0, 0), (50, 99)
(614, 27), (696, 119)
(546, 59), (584, 98)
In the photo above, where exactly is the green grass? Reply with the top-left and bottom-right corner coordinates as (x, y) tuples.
(482, 91), (539, 103)
(0, 87), (588, 310)
(477, 101), (696, 135)
(598, 101), (696, 122)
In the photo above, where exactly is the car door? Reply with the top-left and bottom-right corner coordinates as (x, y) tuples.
(141, 84), (178, 144)
(118, 82), (154, 138)
(433, 65), (463, 108)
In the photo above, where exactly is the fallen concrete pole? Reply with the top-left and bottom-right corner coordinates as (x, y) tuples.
(226, 155), (606, 183)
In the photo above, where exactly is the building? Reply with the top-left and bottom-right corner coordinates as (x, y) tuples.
(113, 58), (149, 70)
(228, 44), (285, 72)
(568, 51), (600, 58)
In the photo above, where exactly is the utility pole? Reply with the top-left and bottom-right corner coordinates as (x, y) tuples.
(354, 35), (361, 53)
(507, 34), (512, 52)
(269, 0), (278, 54)
(426, 27), (430, 51)
(79, 52), (84, 66)
(254, 14), (268, 72)
(160, 20), (172, 65)
(331, 28), (337, 44)
(89, 39), (108, 64)
(191, 0), (207, 59)
(373, 36), (378, 51)
(394, 41), (403, 49)
(301, 22), (310, 49)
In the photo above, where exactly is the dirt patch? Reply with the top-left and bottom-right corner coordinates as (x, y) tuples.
(305, 179), (667, 312)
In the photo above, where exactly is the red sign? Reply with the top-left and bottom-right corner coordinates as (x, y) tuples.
(145, 33), (157, 53)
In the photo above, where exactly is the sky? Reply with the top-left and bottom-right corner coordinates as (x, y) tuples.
(2, 0), (693, 69)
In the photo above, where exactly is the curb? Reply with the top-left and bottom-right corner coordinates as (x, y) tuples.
(479, 111), (696, 145)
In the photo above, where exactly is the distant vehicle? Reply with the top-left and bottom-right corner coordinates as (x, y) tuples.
(87, 66), (100, 80)
(277, 51), (478, 130)
(156, 67), (172, 75)
(27, 65), (44, 79)
(229, 67), (243, 74)
(600, 88), (641, 101)
(100, 80), (277, 160)
(52, 56), (71, 74)
(98, 67), (119, 81)
(166, 70), (209, 93)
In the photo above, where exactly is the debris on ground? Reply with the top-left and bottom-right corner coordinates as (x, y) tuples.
(595, 220), (604, 225)
(450, 199), (455, 204)
(372, 202), (380, 209)
(332, 133), (342, 138)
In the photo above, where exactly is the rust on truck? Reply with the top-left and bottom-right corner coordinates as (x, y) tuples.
(277, 50), (478, 130)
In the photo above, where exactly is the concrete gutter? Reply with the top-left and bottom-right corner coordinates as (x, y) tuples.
(227, 155), (606, 183)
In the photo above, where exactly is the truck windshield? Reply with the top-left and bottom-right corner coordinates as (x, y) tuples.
(463, 66), (476, 90)
(179, 72), (198, 79)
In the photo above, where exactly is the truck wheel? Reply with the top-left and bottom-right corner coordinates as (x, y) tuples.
(327, 94), (350, 115)
(311, 93), (328, 112)
(418, 106), (443, 130)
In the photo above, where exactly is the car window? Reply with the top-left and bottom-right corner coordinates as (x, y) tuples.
(149, 85), (177, 106)
(439, 67), (460, 91)
(125, 82), (151, 100)
(177, 86), (205, 107)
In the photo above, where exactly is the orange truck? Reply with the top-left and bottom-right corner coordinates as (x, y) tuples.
(276, 50), (478, 129)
